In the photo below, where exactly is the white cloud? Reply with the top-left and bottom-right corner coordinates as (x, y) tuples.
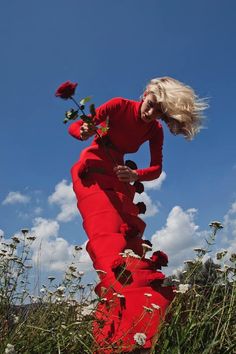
(77, 241), (94, 273)
(143, 171), (167, 190)
(150, 206), (204, 274)
(34, 207), (43, 215)
(2, 191), (30, 205)
(134, 192), (159, 218)
(30, 217), (92, 273)
(48, 180), (78, 222)
(221, 201), (236, 255)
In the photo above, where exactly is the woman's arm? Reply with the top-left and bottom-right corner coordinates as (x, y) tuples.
(114, 124), (163, 183)
(136, 124), (164, 181)
(68, 98), (123, 141)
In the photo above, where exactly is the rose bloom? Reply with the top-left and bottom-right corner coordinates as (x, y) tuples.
(55, 81), (78, 99)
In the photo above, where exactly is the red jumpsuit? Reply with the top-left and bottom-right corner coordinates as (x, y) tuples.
(69, 98), (174, 353)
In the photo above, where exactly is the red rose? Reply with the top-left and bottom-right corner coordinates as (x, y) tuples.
(55, 81), (78, 99)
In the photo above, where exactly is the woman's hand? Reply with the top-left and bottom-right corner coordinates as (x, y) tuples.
(114, 165), (139, 183)
(80, 122), (97, 140)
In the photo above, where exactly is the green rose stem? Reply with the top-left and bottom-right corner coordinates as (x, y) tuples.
(69, 96), (118, 167)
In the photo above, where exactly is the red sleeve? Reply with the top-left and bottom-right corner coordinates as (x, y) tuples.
(68, 119), (84, 140)
(68, 98), (123, 140)
(136, 125), (163, 181)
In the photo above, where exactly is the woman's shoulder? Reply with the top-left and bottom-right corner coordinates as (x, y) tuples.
(104, 97), (134, 106)
(98, 97), (138, 113)
(149, 120), (164, 139)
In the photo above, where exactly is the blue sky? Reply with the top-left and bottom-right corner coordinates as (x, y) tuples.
(0, 0), (236, 281)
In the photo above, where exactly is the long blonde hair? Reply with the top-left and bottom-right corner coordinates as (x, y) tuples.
(144, 77), (208, 140)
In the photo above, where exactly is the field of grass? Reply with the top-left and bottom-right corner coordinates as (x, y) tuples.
(0, 223), (235, 354)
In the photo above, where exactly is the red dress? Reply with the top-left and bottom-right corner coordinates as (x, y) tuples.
(69, 98), (174, 353)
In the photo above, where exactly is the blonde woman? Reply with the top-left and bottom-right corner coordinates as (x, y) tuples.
(68, 77), (207, 352)
(73, 76), (207, 185)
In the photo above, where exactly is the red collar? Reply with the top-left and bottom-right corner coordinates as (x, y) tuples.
(133, 100), (143, 120)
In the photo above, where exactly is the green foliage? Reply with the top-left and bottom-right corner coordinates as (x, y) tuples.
(80, 96), (92, 106)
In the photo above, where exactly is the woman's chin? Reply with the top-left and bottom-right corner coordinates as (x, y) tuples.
(141, 115), (152, 123)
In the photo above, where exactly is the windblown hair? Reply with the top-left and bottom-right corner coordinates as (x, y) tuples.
(144, 77), (208, 140)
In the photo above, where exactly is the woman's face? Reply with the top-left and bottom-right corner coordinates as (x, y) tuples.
(140, 93), (163, 123)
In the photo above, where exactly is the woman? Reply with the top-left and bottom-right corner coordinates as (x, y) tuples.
(68, 77), (207, 353)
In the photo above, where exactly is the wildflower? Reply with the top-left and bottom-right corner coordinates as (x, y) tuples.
(57, 286), (66, 293)
(117, 293), (125, 298)
(95, 269), (107, 274)
(151, 303), (160, 310)
(9, 243), (16, 249)
(75, 245), (83, 251)
(143, 306), (153, 313)
(26, 235), (36, 241)
(48, 276), (55, 281)
(24, 265), (32, 269)
(120, 249), (133, 256)
(78, 285), (85, 290)
(12, 236), (20, 243)
(224, 265), (235, 273)
(171, 278), (180, 283)
(193, 247), (207, 255)
(32, 296), (40, 303)
(142, 243), (152, 253)
(5, 344), (16, 354)
(69, 265), (77, 272)
(120, 249), (141, 259)
(13, 315), (19, 324)
(40, 287), (46, 293)
(78, 271), (84, 276)
(134, 332), (147, 346)
(216, 268), (225, 274)
(144, 293), (152, 297)
(21, 228), (29, 235)
(209, 221), (223, 229)
(15, 259), (23, 265)
(174, 284), (190, 294)
(230, 253), (236, 263)
(184, 260), (195, 265)
(216, 250), (228, 260)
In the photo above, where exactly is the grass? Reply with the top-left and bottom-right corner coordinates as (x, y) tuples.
(0, 223), (235, 354)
